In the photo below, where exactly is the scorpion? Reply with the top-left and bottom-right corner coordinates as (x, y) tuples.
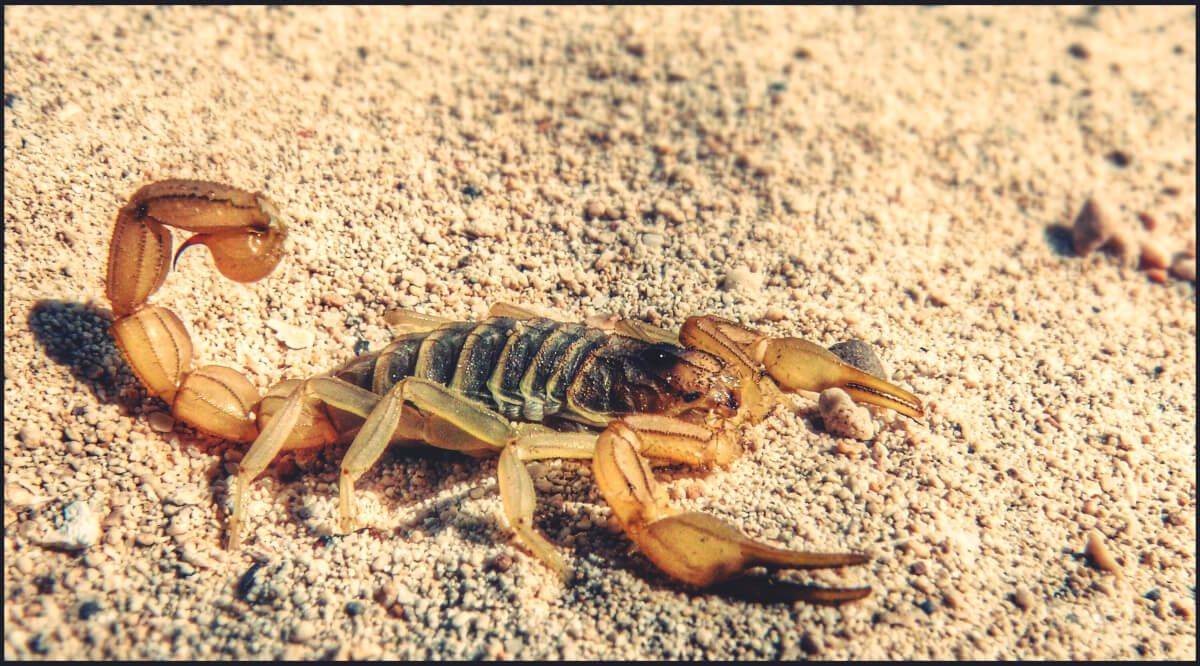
(104, 179), (922, 604)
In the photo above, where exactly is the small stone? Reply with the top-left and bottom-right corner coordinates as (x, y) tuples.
(147, 412), (175, 432)
(799, 631), (822, 655)
(490, 554), (513, 573)
(322, 292), (347, 307)
(18, 424), (43, 447)
(1136, 211), (1158, 231)
(15, 554), (35, 575)
(374, 582), (397, 608)
(78, 600), (102, 620)
(1139, 237), (1169, 270)
(721, 266), (762, 292)
(1146, 268), (1169, 284)
(345, 600), (365, 617)
(44, 500), (99, 551)
(1169, 599), (1194, 619)
(1012, 586), (1035, 611)
(291, 620), (316, 643)
(761, 306), (787, 322)
(586, 200), (606, 219)
(1169, 257), (1195, 282)
(655, 199), (686, 224)
(401, 267), (428, 290)
(1105, 227), (1140, 266)
(464, 213), (500, 238)
(370, 554), (389, 573)
(1071, 196), (1121, 257)
(267, 319), (316, 350)
(828, 340), (885, 378)
(819, 388), (876, 440)
(1084, 530), (1123, 578)
(642, 232), (666, 249)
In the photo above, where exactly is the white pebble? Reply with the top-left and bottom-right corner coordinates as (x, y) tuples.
(267, 319), (316, 350)
(721, 266), (762, 292)
(818, 388), (876, 440)
(44, 500), (100, 551)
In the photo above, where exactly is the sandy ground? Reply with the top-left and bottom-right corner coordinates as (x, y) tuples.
(3, 6), (1195, 660)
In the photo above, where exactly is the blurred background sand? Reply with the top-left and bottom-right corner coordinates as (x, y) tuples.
(4, 6), (1195, 659)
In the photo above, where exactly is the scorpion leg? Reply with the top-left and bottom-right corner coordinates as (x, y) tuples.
(383, 308), (455, 334)
(682, 315), (922, 419)
(227, 377), (341, 549)
(283, 375), (590, 578)
(593, 419), (872, 603)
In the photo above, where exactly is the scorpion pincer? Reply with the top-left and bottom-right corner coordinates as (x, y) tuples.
(104, 179), (923, 604)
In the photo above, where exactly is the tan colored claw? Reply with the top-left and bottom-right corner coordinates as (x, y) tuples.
(594, 420), (871, 603)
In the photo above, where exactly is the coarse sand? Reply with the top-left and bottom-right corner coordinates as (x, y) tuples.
(3, 5), (1195, 660)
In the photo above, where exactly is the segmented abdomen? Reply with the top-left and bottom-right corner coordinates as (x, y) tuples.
(330, 317), (628, 425)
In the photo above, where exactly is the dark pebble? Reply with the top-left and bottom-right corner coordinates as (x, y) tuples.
(78, 600), (102, 620)
(828, 340), (885, 378)
(1144, 589), (1161, 601)
(799, 632), (821, 655)
(34, 575), (56, 595)
(918, 599), (936, 615)
(28, 632), (49, 655)
(236, 562), (265, 601)
(346, 600), (365, 617)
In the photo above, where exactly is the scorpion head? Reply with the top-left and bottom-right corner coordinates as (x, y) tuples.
(628, 343), (741, 420)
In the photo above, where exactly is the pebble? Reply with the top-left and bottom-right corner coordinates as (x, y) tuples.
(586, 200), (606, 219)
(1169, 256), (1195, 282)
(291, 620), (316, 643)
(642, 232), (666, 249)
(819, 388), (876, 440)
(1071, 196), (1122, 257)
(464, 213), (500, 238)
(1012, 586), (1035, 611)
(267, 319), (316, 350)
(721, 266), (762, 292)
(1139, 237), (1169, 270)
(828, 340), (885, 378)
(655, 198), (685, 224)
(148, 412), (175, 434)
(44, 500), (100, 551)
(18, 423), (43, 447)
(799, 632), (823, 655)
(761, 306), (787, 322)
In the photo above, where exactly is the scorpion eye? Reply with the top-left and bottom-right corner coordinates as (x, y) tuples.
(682, 391), (703, 403)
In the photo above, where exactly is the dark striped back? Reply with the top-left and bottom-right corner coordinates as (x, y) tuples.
(332, 317), (623, 424)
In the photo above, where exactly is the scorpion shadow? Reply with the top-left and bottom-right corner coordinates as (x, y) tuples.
(28, 299), (139, 409)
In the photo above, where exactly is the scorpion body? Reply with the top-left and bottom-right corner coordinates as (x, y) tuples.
(334, 316), (734, 430)
(103, 179), (923, 604)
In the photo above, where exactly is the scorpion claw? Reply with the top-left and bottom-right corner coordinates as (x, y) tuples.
(595, 420), (870, 598)
(754, 338), (922, 419)
(633, 512), (870, 588)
